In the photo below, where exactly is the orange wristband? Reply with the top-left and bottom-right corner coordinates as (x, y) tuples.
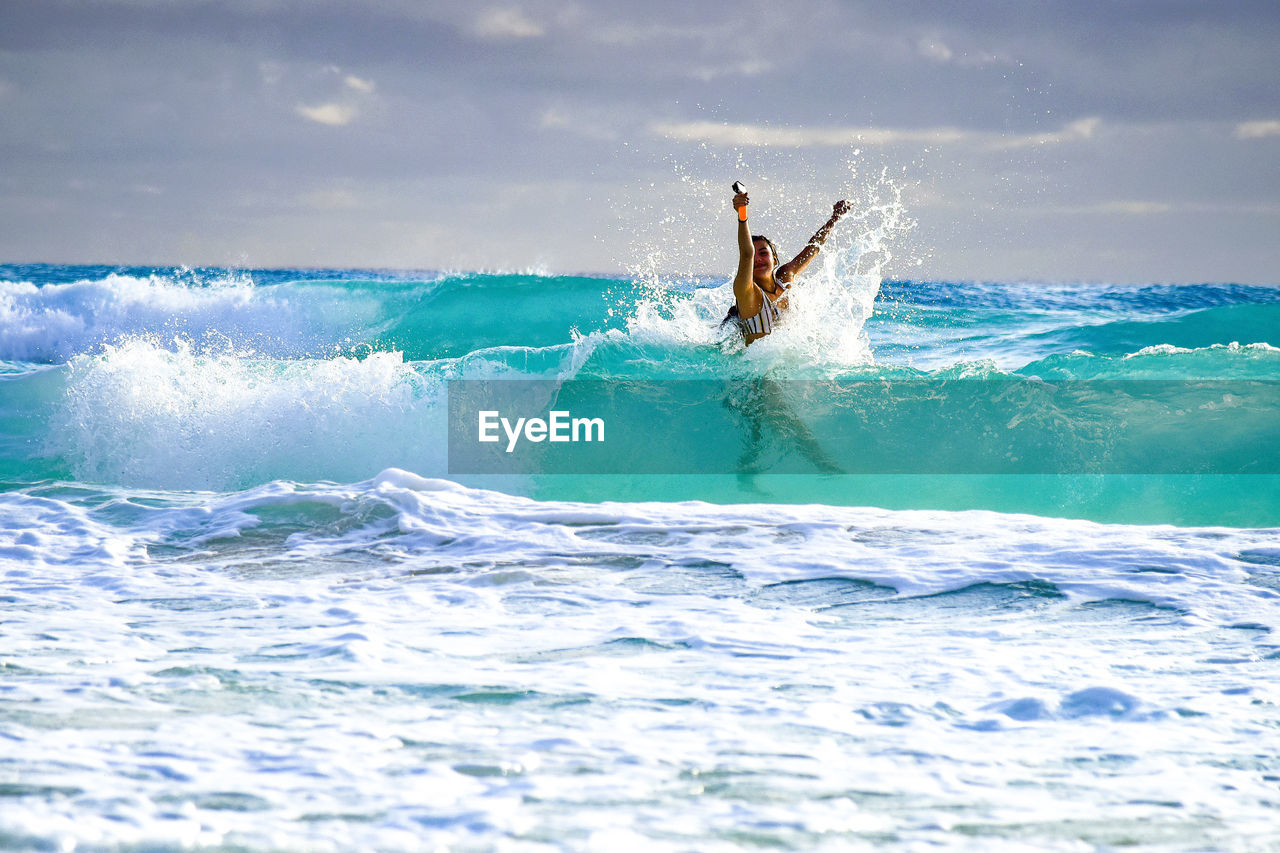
(736, 206), (748, 221)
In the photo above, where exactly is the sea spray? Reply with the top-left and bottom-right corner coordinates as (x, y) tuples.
(0, 267), (628, 364)
(0, 270), (385, 362)
(51, 339), (444, 490)
(618, 169), (914, 374)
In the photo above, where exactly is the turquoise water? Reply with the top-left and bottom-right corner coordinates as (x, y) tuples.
(3, 264), (1278, 523)
(2, 261), (1280, 850)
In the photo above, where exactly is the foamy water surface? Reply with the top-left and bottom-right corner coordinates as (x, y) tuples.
(4, 471), (1280, 850)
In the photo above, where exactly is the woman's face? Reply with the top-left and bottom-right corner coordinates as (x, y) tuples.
(752, 239), (775, 275)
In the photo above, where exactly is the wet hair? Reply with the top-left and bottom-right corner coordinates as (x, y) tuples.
(752, 235), (780, 275)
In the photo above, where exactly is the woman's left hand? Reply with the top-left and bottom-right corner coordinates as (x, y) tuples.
(832, 200), (852, 217)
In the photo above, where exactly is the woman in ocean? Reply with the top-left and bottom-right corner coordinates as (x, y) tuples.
(727, 187), (852, 344)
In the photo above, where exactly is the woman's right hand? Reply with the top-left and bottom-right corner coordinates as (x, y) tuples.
(732, 192), (749, 210)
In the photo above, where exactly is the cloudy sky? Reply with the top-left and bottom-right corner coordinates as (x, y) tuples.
(2, 0), (1277, 283)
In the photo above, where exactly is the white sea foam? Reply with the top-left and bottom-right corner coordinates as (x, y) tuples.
(2, 470), (1279, 850)
(12, 468), (1276, 623)
(356, 470), (1280, 626)
(51, 340), (445, 490)
(1126, 341), (1280, 358)
(0, 273), (381, 362)
(0, 492), (136, 571)
(1030, 340), (1280, 378)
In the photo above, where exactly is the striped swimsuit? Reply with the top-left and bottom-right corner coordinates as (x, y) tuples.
(739, 285), (784, 337)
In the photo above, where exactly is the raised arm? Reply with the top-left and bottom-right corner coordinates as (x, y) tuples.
(732, 190), (759, 314)
(776, 200), (852, 284)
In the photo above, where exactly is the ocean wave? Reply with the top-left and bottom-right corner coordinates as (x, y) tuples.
(1015, 341), (1280, 379)
(7, 467), (1276, 625)
(0, 271), (378, 363)
(16, 337), (1274, 525)
(4, 266), (1278, 523)
(869, 286), (1280, 371)
(0, 269), (630, 364)
(1016, 302), (1280, 357)
(49, 340), (446, 490)
(35, 332), (614, 491)
(878, 280), (1280, 312)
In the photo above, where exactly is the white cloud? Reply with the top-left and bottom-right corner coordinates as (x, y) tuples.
(990, 117), (1100, 150)
(281, 66), (375, 125)
(540, 108), (571, 130)
(474, 7), (545, 39)
(650, 120), (966, 147)
(687, 60), (773, 82)
(538, 107), (618, 140)
(917, 38), (953, 63)
(957, 51), (1012, 68)
(914, 34), (1011, 67)
(650, 118), (1101, 151)
(1235, 120), (1280, 140)
(296, 102), (358, 126)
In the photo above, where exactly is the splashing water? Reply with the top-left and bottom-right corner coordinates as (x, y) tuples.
(617, 166), (915, 373)
(50, 339), (443, 490)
